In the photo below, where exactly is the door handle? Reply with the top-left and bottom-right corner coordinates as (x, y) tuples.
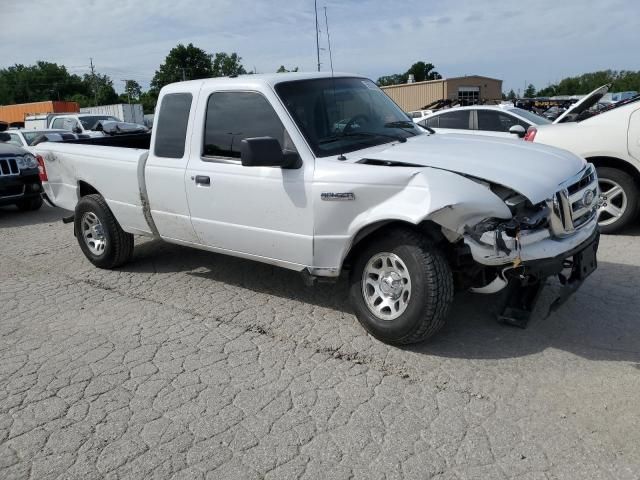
(195, 175), (210, 186)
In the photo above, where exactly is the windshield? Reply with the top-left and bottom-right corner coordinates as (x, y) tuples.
(275, 77), (423, 157)
(507, 108), (551, 125)
(79, 116), (119, 129)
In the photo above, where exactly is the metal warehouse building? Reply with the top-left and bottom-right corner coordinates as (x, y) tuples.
(381, 75), (503, 111)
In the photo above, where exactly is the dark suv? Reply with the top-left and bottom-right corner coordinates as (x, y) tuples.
(0, 134), (43, 211)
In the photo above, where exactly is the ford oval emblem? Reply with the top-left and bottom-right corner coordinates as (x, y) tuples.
(583, 189), (595, 207)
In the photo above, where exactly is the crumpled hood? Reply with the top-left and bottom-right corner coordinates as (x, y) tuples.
(351, 133), (586, 204)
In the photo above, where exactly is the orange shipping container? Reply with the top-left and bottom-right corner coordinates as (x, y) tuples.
(0, 101), (79, 124)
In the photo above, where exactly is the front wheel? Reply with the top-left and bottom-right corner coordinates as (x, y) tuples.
(596, 167), (639, 234)
(74, 194), (134, 269)
(348, 229), (454, 345)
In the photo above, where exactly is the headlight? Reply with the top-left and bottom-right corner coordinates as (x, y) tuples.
(16, 154), (38, 169)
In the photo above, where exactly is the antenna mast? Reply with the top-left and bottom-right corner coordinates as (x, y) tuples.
(324, 6), (334, 74)
(315, 0), (321, 71)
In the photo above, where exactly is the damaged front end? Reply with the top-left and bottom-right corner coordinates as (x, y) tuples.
(459, 168), (600, 327)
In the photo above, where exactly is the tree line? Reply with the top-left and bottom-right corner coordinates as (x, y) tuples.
(506, 70), (640, 99)
(376, 61), (442, 86)
(0, 43), (300, 114)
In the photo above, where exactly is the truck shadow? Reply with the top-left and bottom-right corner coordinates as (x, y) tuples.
(0, 203), (70, 228)
(126, 240), (640, 364)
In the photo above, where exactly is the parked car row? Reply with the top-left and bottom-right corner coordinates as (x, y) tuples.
(413, 85), (640, 233)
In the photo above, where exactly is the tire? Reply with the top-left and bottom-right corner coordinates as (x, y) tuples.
(74, 194), (134, 269)
(596, 167), (639, 234)
(16, 195), (43, 211)
(348, 228), (454, 345)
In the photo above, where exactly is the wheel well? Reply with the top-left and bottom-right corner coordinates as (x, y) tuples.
(587, 156), (640, 185)
(342, 220), (448, 269)
(78, 181), (100, 198)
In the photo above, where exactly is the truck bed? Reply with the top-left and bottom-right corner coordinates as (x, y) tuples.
(34, 140), (152, 236)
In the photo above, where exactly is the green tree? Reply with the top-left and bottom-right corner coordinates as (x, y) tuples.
(83, 73), (118, 106)
(276, 65), (299, 73)
(506, 89), (517, 100)
(212, 52), (246, 77)
(139, 91), (158, 114)
(150, 43), (213, 92)
(524, 84), (536, 98)
(0, 62), (86, 104)
(124, 80), (142, 102)
(376, 74), (408, 86)
(406, 61), (441, 82)
(376, 61), (442, 86)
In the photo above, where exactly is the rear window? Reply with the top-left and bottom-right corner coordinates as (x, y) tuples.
(436, 111), (470, 129)
(154, 93), (192, 158)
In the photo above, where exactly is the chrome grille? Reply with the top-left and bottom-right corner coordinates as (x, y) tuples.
(0, 158), (19, 176)
(547, 164), (598, 237)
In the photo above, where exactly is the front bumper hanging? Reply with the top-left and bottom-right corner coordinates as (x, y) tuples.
(498, 228), (600, 328)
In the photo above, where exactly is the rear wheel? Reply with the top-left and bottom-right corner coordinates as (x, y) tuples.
(74, 194), (134, 268)
(348, 229), (454, 345)
(596, 167), (639, 234)
(16, 196), (43, 211)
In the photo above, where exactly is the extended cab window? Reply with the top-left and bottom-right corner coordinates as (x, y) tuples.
(51, 118), (65, 129)
(436, 111), (470, 129)
(154, 93), (193, 158)
(203, 92), (290, 159)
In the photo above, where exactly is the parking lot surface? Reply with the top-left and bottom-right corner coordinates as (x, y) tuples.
(1, 204), (639, 479)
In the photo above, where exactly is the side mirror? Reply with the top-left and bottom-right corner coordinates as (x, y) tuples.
(73, 126), (83, 134)
(509, 124), (526, 138)
(0, 132), (10, 142)
(240, 137), (301, 169)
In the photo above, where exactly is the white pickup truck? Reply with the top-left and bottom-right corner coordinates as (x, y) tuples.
(35, 72), (600, 345)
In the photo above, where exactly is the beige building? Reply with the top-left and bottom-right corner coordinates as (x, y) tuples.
(381, 75), (503, 111)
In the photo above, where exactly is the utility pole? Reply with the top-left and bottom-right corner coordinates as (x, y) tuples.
(181, 68), (186, 81)
(89, 58), (98, 106)
(314, 0), (321, 71)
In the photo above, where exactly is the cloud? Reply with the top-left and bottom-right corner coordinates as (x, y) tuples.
(1, 0), (637, 93)
(464, 12), (484, 22)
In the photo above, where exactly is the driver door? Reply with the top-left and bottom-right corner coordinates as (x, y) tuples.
(184, 88), (314, 269)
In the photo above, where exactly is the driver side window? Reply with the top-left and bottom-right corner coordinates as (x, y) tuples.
(202, 91), (295, 160)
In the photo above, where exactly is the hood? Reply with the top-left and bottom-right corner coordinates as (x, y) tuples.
(349, 133), (585, 204)
(0, 141), (29, 157)
(553, 84), (609, 123)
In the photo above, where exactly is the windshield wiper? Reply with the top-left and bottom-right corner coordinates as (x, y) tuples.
(384, 120), (415, 129)
(318, 131), (406, 145)
(385, 120), (435, 135)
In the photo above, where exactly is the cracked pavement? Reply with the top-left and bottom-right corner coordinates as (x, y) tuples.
(1, 204), (639, 479)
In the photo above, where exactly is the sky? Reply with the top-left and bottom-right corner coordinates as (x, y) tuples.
(1, 0), (638, 94)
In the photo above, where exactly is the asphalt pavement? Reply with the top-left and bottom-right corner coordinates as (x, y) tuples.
(1, 204), (639, 479)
